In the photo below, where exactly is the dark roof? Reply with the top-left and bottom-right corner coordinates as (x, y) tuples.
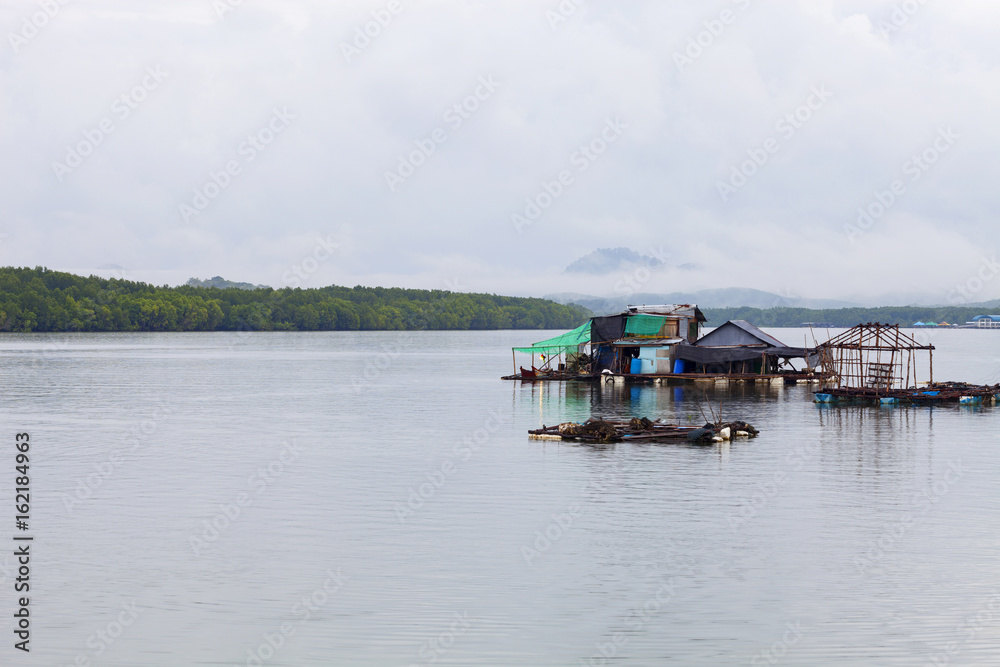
(695, 320), (786, 348)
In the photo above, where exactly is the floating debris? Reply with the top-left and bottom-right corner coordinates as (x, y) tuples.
(528, 418), (759, 444)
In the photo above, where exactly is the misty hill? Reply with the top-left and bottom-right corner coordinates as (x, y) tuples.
(547, 289), (859, 315)
(187, 276), (269, 290)
(564, 248), (667, 275)
(701, 305), (1000, 328)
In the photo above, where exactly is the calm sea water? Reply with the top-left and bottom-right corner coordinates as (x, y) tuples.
(1, 328), (999, 666)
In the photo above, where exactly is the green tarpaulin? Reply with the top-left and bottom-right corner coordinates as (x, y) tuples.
(513, 322), (591, 355)
(624, 314), (667, 336)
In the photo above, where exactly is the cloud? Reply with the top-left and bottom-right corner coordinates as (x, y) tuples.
(0, 0), (997, 304)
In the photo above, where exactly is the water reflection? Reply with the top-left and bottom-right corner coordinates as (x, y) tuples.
(2, 331), (998, 666)
(517, 378), (803, 430)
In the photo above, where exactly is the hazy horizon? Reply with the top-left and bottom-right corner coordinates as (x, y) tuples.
(3, 1), (999, 306)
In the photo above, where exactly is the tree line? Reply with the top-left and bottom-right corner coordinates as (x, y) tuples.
(0, 267), (592, 333)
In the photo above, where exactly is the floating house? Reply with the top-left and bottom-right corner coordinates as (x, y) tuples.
(507, 307), (821, 382)
(591, 305), (705, 376)
(508, 304), (703, 379)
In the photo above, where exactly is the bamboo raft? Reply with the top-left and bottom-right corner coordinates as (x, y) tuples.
(528, 417), (760, 444)
(815, 382), (1000, 406)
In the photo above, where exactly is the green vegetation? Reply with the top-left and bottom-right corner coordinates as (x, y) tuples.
(0, 267), (592, 333)
(702, 306), (1000, 328)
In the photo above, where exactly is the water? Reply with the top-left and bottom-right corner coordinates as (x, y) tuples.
(1, 328), (999, 666)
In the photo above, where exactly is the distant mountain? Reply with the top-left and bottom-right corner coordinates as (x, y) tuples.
(546, 289), (861, 315)
(186, 276), (269, 290)
(564, 248), (667, 275)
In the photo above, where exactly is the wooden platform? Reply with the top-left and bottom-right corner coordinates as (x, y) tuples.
(503, 372), (830, 384)
(815, 382), (1000, 405)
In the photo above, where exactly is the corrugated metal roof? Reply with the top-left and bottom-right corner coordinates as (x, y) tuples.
(626, 304), (706, 322)
(695, 320), (786, 348)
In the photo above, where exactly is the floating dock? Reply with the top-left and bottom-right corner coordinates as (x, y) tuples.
(815, 382), (1000, 406)
(503, 371), (830, 384)
(528, 418), (759, 444)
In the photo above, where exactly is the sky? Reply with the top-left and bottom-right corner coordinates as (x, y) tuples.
(1, 0), (999, 306)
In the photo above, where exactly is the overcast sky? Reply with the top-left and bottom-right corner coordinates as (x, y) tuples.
(1, 0), (998, 305)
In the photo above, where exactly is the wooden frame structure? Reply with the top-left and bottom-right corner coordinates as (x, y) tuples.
(817, 323), (934, 392)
